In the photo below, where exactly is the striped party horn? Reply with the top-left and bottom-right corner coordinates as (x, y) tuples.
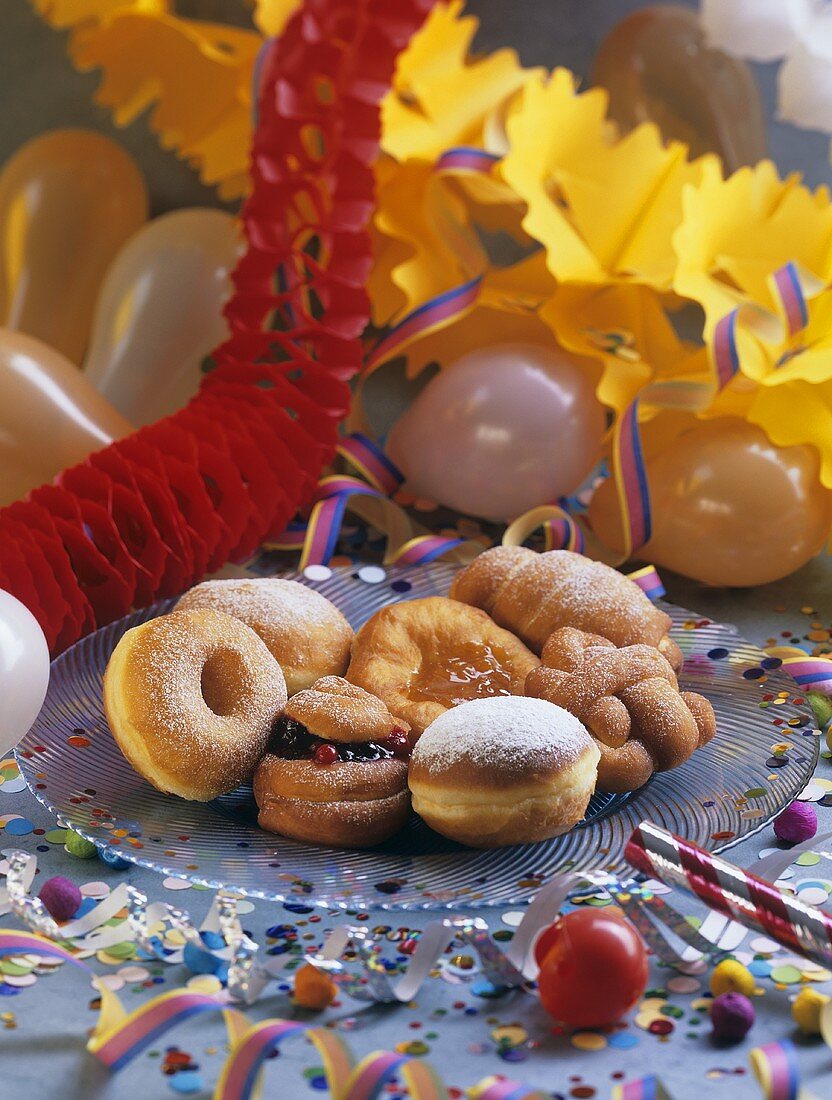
(625, 822), (832, 967)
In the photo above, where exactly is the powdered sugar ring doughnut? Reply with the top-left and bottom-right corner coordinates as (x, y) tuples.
(408, 696), (600, 848)
(103, 607), (287, 801)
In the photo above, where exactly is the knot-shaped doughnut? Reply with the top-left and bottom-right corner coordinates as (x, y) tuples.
(525, 627), (716, 792)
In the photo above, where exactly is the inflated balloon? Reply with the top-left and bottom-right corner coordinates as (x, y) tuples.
(589, 419), (832, 587)
(0, 589), (50, 755)
(387, 343), (605, 521)
(0, 129), (148, 364)
(85, 209), (241, 425)
(592, 5), (767, 173)
(0, 329), (131, 507)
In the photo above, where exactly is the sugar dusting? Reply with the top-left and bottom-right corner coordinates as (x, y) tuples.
(178, 578), (345, 631)
(412, 696), (594, 773)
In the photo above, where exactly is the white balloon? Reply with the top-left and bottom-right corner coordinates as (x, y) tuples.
(84, 208), (241, 425)
(0, 590), (49, 755)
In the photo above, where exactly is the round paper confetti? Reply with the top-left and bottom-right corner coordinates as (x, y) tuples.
(770, 965), (803, 985)
(162, 877), (192, 891)
(79, 881), (110, 898)
(357, 565), (386, 584)
(571, 1032), (607, 1051)
(303, 565), (332, 582)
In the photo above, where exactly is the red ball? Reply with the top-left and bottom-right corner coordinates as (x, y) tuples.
(535, 909), (649, 1029)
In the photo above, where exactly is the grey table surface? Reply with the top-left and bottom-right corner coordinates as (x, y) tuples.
(3, 2), (832, 1097)
(0, 557), (831, 1100)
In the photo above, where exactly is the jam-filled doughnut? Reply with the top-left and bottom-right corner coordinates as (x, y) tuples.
(253, 676), (411, 847)
(408, 696), (600, 847)
(104, 608), (287, 801)
(177, 578), (354, 695)
(346, 596), (539, 736)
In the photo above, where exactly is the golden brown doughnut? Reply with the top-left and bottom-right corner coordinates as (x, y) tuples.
(103, 608), (287, 801)
(525, 627), (717, 792)
(254, 755), (410, 848)
(450, 547), (683, 671)
(408, 696), (600, 847)
(284, 675), (412, 745)
(177, 578), (353, 695)
(253, 676), (411, 847)
(346, 596), (538, 736)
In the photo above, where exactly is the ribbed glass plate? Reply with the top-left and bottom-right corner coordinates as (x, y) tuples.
(17, 564), (818, 909)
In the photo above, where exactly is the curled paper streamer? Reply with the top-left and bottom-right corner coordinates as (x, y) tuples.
(2, 848), (724, 1008)
(0, 0), (434, 653)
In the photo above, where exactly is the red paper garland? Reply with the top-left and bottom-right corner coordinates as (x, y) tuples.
(0, 0), (434, 654)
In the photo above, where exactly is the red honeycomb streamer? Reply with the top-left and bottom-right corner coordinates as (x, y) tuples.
(0, 0), (434, 654)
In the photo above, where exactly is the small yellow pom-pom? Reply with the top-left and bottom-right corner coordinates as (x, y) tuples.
(792, 987), (830, 1036)
(293, 963), (338, 1010)
(710, 959), (756, 998)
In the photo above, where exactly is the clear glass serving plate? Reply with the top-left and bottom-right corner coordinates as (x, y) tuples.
(16, 564), (818, 909)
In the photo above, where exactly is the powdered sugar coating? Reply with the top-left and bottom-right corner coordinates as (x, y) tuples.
(412, 695), (595, 776)
(177, 578), (353, 696)
(178, 578), (339, 629)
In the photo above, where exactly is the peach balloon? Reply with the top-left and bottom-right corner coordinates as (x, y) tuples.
(0, 328), (131, 507)
(387, 343), (606, 521)
(589, 419), (832, 587)
(592, 6), (767, 172)
(0, 129), (148, 365)
(84, 208), (241, 425)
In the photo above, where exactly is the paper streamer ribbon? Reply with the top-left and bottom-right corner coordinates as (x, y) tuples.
(4, 839), (799, 1099)
(609, 260), (826, 560)
(269, 433), (672, 579)
(0, 871), (718, 1100)
(612, 1078), (675, 1100)
(0, 0), (434, 654)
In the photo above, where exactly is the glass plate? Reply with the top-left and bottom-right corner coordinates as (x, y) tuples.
(17, 564), (818, 910)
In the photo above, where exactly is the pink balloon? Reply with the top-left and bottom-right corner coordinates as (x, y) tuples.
(387, 343), (605, 520)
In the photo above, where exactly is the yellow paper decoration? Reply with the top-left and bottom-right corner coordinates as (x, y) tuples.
(541, 282), (711, 422)
(380, 0), (537, 162)
(369, 155), (489, 327)
(674, 159), (832, 325)
(392, 253), (560, 382)
(501, 70), (716, 290)
(252, 0), (302, 37)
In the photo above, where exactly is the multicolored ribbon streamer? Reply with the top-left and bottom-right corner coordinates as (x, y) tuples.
(612, 396), (652, 558)
(364, 275), (484, 374)
(609, 259), (826, 560)
(612, 1076), (675, 1100)
(779, 655), (832, 697)
(626, 565), (666, 600)
(749, 1040), (801, 1100)
(503, 503), (584, 554)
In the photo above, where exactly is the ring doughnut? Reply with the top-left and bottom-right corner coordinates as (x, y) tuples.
(104, 608), (287, 801)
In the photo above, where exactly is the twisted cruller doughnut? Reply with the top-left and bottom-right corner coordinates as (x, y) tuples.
(526, 627), (716, 792)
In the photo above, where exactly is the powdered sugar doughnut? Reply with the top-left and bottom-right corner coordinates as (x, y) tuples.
(177, 578), (353, 695)
(103, 608), (287, 801)
(408, 696), (599, 847)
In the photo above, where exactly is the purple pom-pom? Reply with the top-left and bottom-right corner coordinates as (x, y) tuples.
(773, 800), (818, 845)
(38, 875), (82, 923)
(710, 992), (755, 1043)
